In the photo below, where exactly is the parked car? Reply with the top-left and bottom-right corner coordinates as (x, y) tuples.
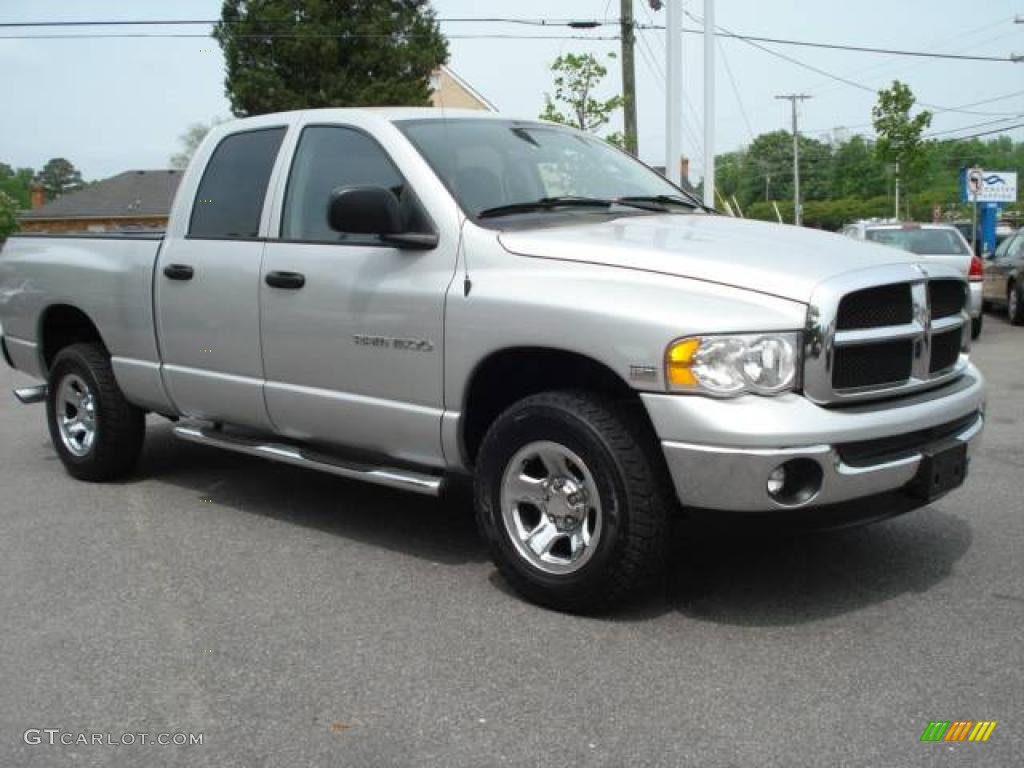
(0, 109), (985, 611)
(953, 220), (1016, 257)
(983, 229), (1024, 325)
(843, 221), (985, 338)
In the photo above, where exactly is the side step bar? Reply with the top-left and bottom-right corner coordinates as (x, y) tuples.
(14, 385), (47, 405)
(173, 425), (443, 497)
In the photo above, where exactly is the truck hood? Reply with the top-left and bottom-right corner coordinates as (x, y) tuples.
(497, 214), (918, 303)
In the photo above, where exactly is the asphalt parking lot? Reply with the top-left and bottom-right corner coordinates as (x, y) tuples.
(1, 313), (1021, 768)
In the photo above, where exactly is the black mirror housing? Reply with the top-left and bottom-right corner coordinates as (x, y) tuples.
(328, 186), (403, 236)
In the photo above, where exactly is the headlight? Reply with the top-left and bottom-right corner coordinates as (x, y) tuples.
(665, 333), (800, 396)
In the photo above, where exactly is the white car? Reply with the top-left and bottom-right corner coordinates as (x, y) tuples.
(843, 221), (985, 339)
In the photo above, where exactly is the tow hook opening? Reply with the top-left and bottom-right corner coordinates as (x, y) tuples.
(767, 458), (824, 507)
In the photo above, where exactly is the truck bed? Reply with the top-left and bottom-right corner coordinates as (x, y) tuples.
(0, 232), (170, 412)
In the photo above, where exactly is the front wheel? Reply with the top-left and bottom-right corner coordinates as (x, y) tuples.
(46, 343), (145, 481)
(474, 390), (672, 613)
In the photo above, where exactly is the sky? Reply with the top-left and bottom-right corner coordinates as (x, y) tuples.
(1, 0), (1022, 182)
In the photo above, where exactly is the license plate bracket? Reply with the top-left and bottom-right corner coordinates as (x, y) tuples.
(909, 439), (968, 501)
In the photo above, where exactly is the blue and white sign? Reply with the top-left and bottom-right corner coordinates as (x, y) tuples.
(960, 168), (1018, 203)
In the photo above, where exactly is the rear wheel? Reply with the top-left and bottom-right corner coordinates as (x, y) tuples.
(474, 390), (672, 613)
(1009, 281), (1024, 326)
(46, 343), (145, 481)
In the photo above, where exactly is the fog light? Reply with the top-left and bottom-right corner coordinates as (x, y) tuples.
(766, 459), (824, 506)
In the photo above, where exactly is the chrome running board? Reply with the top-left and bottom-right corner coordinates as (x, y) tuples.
(13, 385), (47, 404)
(173, 424), (443, 497)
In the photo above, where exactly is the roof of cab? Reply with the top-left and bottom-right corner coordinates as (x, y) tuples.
(223, 107), (518, 128)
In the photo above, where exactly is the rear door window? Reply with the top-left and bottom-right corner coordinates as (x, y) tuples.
(188, 127), (286, 239)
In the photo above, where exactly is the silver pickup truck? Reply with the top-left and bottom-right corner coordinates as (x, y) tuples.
(0, 108), (985, 611)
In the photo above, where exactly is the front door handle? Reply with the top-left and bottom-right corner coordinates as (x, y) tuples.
(163, 264), (194, 281)
(265, 271), (306, 290)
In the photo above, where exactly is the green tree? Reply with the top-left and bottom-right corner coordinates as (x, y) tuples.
(831, 135), (886, 199)
(729, 131), (832, 209)
(0, 191), (18, 240)
(213, 0), (448, 117)
(34, 158), (84, 201)
(0, 164), (35, 209)
(170, 119), (227, 169)
(540, 52), (624, 139)
(871, 81), (933, 192)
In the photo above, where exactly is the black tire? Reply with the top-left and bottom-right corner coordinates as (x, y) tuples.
(474, 390), (672, 613)
(46, 343), (145, 481)
(1009, 281), (1024, 326)
(971, 314), (983, 340)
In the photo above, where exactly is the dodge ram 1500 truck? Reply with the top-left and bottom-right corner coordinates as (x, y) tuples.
(0, 109), (986, 612)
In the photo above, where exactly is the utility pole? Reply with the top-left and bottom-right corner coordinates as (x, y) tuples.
(775, 93), (811, 225)
(894, 162), (900, 220)
(620, 0), (638, 155)
(703, 0), (715, 208)
(665, 0), (682, 186)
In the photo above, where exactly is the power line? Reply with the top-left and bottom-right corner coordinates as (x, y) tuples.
(680, 9), (1021, 117)
(635, 22), (1016, 63)
(717, 37), (756, 143)
(0, 32), (623, 41)
(797, 18), (1013, 98)
(925, 114), (1024, 138)
(931, 121), (1024, 141)
(2, 16), (1019, 62)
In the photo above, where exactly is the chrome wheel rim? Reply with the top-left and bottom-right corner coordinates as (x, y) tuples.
(1010, 288), (1019, 320)
(499, 440), (603, 575)
(56, 373), (97, 457)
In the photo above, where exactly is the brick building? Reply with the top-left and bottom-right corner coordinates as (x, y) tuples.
(18, 169), (182, 233)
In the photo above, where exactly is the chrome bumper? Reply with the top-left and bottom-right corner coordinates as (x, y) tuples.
(643, 365), (986, 512)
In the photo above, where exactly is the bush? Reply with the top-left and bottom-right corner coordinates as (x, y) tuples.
(0, 191), (19, 241)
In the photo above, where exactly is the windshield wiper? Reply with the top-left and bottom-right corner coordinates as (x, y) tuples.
(477, 196), (614, 219)
(477, 195), (672, 219)
(617, 194), (699, 211)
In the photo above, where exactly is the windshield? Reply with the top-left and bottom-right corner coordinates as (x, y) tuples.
(865, 227), (970, 256)
(396, 118), (698, 221)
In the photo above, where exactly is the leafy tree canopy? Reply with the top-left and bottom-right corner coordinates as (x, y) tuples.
(0, 164), (35, 209)
(34, 158), (84, 201)
(213, 0), (448, 116)
(872, 80), (933, 190)
(0, 191), (18, 240)
(540, 52), (624, 139)
(170, 119), (227, 169)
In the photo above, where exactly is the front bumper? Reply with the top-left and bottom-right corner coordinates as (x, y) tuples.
(642, 365), (986, 512)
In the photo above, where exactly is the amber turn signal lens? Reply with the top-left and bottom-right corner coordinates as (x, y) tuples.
(666, 338), (700, 387)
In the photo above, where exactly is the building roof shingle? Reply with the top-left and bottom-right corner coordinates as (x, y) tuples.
(20, 169), (182, 220)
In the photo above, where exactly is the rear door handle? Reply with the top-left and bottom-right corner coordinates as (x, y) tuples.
(265, 271), (306, 290)
(163, 264), (194, 281)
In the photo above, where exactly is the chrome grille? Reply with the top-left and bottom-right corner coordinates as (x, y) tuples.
(804, 264), (970, 405)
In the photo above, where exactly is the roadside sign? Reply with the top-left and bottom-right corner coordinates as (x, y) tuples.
(960, 168), (1018, 203)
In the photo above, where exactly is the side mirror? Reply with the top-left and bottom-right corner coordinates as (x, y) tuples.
(327, 185), (439, 250)
(328, 186), (403, 236)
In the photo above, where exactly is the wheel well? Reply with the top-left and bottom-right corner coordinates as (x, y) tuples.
(39, 305), (105, 371)
(461, 347), (650, 465)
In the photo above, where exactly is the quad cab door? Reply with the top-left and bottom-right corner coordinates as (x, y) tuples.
(155, 125), (288, 430)
(258, 122), (459, 467)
